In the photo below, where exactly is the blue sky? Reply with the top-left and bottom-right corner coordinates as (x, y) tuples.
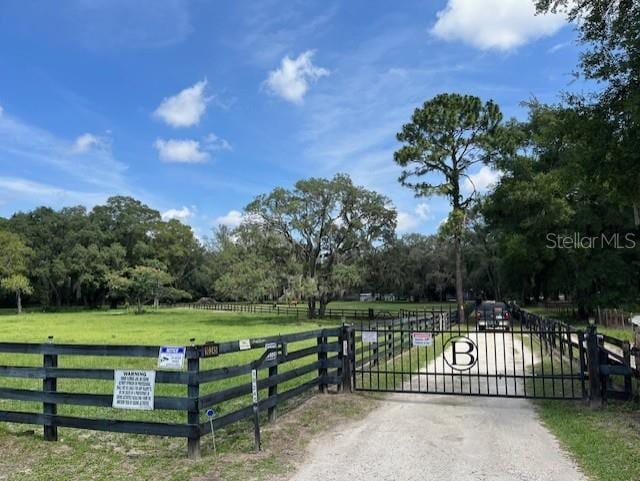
(0, 0), (588, 239)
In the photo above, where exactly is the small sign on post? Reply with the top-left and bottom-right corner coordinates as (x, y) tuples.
(251, 368), (261, 451)
(239, 339), (251, 351)
(265, 342), (277, 362)
(205, 408), (217, 456)
(412, 332), (433, 347)
(112, 370), (155, 410)
(157, 346), (186, 369)
(362, 331), (378, 343)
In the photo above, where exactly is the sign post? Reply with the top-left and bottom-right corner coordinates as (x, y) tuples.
(251, 368), (261, 451)
(205, 408), (217, 456)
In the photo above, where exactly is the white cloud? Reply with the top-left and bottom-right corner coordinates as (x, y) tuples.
(548, 41), (570, 53)
(203, 133), (232, 152)
(415, 203), (432, 220)
(0, 176), (108, 208)
(153, 80), (210, 127)
(396, 203), (435, 233)
(71, 133), (106, 153)
(215, 209), (244, 228)
(264, 50), (329, 104)
(161, 206), (194, 221)
(396, 211), (421, 233)
(463, 166), (503, 194)
(154, 138), (209, 163)
(431, 0), (566, 51)
(0, 111), (127, 191)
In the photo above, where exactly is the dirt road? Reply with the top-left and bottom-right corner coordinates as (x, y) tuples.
(289, 332), (586, 481)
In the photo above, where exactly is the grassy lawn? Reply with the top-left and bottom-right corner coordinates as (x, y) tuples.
(0, 307), (360, 481)
(536, 400), (640, 481)
(522, 331), (640, 481)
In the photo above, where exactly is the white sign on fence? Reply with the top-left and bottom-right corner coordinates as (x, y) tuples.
(112, 370), (156, 410)
(265, 342), (277, 362)
(361, 331), (378, 343)
(251, 369), (258, 403)
(412, 332), (433, 347)
(157, 346), (186, 369)
(239, 339), (251, 351)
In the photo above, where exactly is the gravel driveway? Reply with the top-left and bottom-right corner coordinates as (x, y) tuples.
(289, 332), (586, 481)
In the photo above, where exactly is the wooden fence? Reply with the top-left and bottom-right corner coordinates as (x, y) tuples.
(187, 301), (458, 323)
(0, 326), (349, 458)
(513, 305), (636, 403)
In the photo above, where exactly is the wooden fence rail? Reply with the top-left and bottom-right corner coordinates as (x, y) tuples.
(512, 305), (636, 404)
(0, 326), (350, 458)
(186, 301), (458, 323)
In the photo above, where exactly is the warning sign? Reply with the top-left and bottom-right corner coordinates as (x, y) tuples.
(361, 331), (378, 343)
(412, 332), (433, 347)
(112, 370), (156, 410)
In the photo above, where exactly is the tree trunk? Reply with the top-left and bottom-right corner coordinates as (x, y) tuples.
(318, 295), (329, 318)
(154, 295), (159, 309)
(454, 232), (465, 323)
(16, 290), (22, 315)
(307, 297), (317, 319)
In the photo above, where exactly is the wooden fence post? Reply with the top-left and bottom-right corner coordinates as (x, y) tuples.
(586, 325), (602, 408)
(187, 342), (201, 459)
(267, 360), (278, 421)
(317, 332), (328, 393)
(43, 336), (58, 442)
(623, 341), (632, 400)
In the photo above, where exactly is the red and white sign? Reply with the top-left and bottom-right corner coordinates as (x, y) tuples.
(412, 332), (433, 347)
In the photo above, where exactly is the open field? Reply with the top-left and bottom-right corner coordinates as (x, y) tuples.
(0, 308), (352, 481)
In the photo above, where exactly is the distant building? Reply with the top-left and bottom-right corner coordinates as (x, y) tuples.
(382, 293), (396, 302)
(359, 293), (374, 302)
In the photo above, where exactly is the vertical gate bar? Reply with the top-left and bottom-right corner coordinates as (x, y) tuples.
(558, 324), (566, 398)
(529, 319), (537, 397)
(368, 319), (372, 390)
(549, 323), (557, 398)
(520, 321), (527, 398)
(538, 320), (547, 398)
(484, 317), (490, 395)
(501, 323), (508, 396)
(568, 327), (576, 398)
(417, 321), (421, 392)
(391, 324), (396, 392)
(510, 317), (517, 395)
(492, 311), (499, 395)
(409, 320), (413, 392)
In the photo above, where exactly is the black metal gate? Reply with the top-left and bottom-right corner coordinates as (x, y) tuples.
(352, 307), (587, 400)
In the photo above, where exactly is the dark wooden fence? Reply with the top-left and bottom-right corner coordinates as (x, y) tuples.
(0, 326), (351, 458)
(513, 305), (636, 404)
(187, 301), (458, 323)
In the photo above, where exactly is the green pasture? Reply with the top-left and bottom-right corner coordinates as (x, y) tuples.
(0, 307), (342, 435)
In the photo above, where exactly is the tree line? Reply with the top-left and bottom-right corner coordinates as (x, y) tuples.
(1, 0), (637, 318)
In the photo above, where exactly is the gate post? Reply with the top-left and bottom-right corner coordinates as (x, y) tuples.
(317, 332), (328, 393)
(338, 324), (354, 393)
(43, 336), (58, 442)
(187, 342), (201, 458)
(586, 325), (602, 408)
